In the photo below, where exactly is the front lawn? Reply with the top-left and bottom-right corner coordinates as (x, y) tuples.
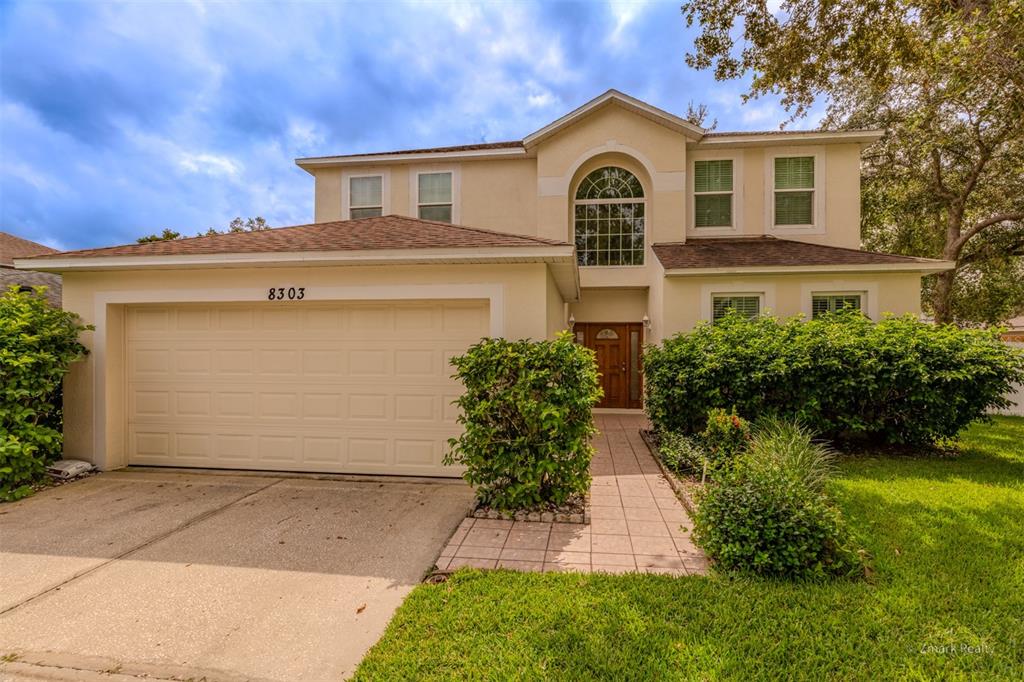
(355, 417), (1024, 680)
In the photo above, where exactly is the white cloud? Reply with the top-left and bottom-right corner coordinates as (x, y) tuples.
(606, 0), (652, 50)
(178, 152), (242, 177)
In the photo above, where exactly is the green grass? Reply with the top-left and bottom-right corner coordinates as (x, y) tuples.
(354, 417), (1024, 681)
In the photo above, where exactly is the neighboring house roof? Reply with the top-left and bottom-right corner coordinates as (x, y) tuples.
(0, 231), (61, 305)
(652, 237), (954, 275)
(1, 230), (58, 266)
(296, 89), (883, 168)
(15, 216), (579, 300)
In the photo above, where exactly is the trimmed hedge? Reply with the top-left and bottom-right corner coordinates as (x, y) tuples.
(644, 311), (1024, 445)
(444, 332), (602, 510)
(1, 286), (90, 500)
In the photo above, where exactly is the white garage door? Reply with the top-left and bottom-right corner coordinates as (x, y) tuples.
(125, 300), (488, 476)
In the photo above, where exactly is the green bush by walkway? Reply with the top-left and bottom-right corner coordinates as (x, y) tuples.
(644, 311), (1024, 445)
(445, 332), (602, 510)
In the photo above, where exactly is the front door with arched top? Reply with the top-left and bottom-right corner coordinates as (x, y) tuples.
(574, 323), (644, 409)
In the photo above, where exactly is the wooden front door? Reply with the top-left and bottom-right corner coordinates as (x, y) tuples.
(575, 323), (643, 409)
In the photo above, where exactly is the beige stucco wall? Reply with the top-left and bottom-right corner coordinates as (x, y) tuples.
(570, 288), (648, 323)
(660, 271), (924, 335)
(59, 263), (560, 465)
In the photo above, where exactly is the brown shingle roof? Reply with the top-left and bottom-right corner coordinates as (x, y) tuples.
(298, 141), (524, 161)
(652, 236), (942, 270)
(20, 215), (568, 261)
(1, 231), (58, 266)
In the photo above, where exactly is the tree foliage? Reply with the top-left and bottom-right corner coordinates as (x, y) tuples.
(0, 286), (91, 500)
(681, 0), (1024, 324)
(137, 216), (270, 243)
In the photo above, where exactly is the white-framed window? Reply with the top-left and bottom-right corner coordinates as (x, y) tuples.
(811, 292), (863, 318)
(689, 151), (743, 236)
(349, 175), (383, 219)
(342, 170), (390, 219)
(711, 293), (762, 323)
(694, 159), (734, 228)
(765, 147), (825, 234)
(417, 171), (453, 222)
(774, 156), (814, 225)
(573, 166), (646, 266)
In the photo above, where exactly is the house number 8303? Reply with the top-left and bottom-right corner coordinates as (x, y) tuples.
(268, 287), (305, 300)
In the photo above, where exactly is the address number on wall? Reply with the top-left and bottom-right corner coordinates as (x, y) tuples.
(267, 287), (305, 300)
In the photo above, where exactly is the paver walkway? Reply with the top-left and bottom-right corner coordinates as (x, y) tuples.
(437, 412), (709, 576)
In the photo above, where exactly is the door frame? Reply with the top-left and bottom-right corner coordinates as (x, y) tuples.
(573, 321), (644, 410)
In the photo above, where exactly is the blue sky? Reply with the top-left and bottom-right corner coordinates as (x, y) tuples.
(0, 0), (815, 251)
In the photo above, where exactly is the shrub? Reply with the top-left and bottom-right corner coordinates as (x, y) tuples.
(1, 286), (90, 501)
(444, 331), (602, 510)
(693, 467), (861, 579)
(700, 407), (751, 474)
(746, 417), (836, 493)
(657, 430), (706, 474)
(644, 311), (1024, 445)
(693, 418), (861, 579)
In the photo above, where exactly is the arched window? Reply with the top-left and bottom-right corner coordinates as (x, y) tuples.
(573, 167), (645, 266)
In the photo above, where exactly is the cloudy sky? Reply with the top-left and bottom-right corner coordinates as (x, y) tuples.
(1, 0), (815, 251)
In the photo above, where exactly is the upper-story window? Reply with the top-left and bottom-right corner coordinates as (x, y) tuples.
(417, 171), (453, 222)
(773, 156), (815, 226)
(694, 160), (733, 228)
(574, 167), (645, 266)
(349, 176), (383, 219)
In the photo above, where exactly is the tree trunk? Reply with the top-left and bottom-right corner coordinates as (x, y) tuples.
(931, 269), (956, 324)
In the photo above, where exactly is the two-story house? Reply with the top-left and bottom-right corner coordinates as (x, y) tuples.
(18, 90), (953, 477)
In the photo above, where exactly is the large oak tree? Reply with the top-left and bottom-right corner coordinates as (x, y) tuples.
(682, 0), (1024, 324)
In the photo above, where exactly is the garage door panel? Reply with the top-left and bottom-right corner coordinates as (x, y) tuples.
(126, 301), (482, 476)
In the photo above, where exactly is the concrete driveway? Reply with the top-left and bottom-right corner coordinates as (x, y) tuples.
(0, 470), (473, 681)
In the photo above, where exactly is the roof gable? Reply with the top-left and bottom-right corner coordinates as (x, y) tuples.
(523, 90), (705, 148)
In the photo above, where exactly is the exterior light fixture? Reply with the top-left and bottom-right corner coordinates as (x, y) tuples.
(568, 314), (576, 331)
(642, 314), (651, 331)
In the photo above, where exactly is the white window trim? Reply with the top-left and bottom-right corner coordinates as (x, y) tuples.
(688, 150), (744, 236)
(342, 170), (391, 220)
(765, 146), (826, 235)
(802, 282), (878, 320)
(410, 167), (460, 224)
(700, 281), (776, 323)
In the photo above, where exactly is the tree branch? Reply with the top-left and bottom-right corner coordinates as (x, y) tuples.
(954, 213), (1024, 254)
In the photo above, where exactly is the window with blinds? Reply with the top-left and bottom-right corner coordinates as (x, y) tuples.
(349, 176), (383, 219)
(774, 156), (814, 226)
(712, 295), (761, 323)
(812, 294), (862, 318)
(418, 172), (453, 222)
(694, 159), (733, 228)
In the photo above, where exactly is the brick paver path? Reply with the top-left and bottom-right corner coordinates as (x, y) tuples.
(436, 413), (709, 576)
